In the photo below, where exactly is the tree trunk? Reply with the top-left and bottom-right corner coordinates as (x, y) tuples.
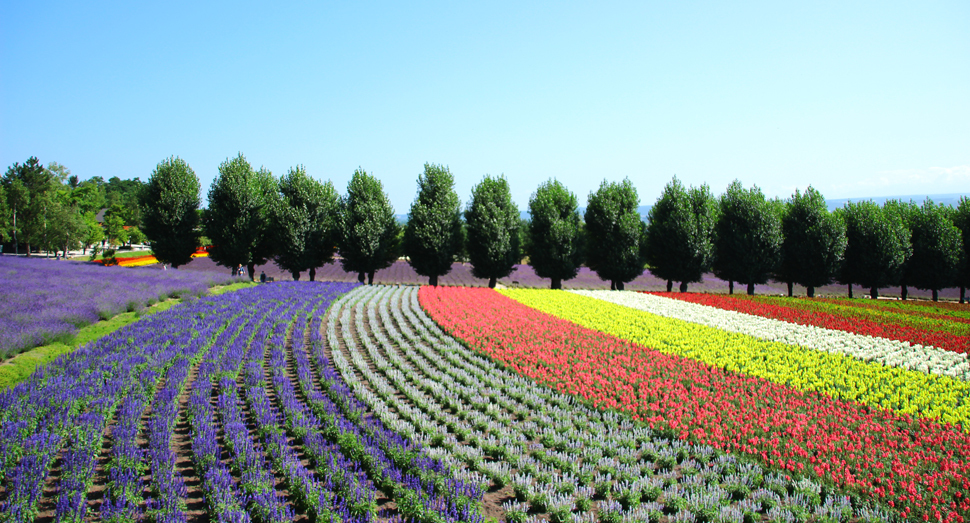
(367, 271), (375, 285)
(610, 281), (616, 291)
(806, 286), (815, 298)
(358, 272), (366, 283)
(247, 263), (256, 281)
(847, 284), (852, 299)
(309, 267), (316, 281)
(901, 284), (908, 301)
(551, 277), (561, 290)
(291, 271), (301, 281)
(746, 282), (755, 295)
(679, 281), (688, 293)
(666, 280), (672, 292)
(488, 277), (497, 289)
(429, 274), (439, 287)
(787, 282), (793, 297)
(932, 289), (939, 302)
(26, 243), (31, 256)
(617, 281), (625, 291)
(728, 281), (734, 295)
(961, 286), (966, 304)
(870, 287), (878, 300)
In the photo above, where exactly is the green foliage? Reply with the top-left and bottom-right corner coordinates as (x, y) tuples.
(644, 177), (717, 291)
(338, 168), (400, 283)
(140, 156), (201, 268)
(465, 175), (520, 288)
(104, 176), (146, 227)
(584, 178), (647, 289)
(712, 180), (783, 294)
(2, 157), (57, 252)
(404, 163), (462, 286)
(103, 211), (128, 246)
(906, 199), (963, 299)
(271, 165), (340, 280)
(837, 201), (910, 297)
(526, 180), (583, 289)
(204, 153), (277, 278)
(81, 211), (105, 253)
(778, 187), (846, 296)
(953, 197), (970, 293)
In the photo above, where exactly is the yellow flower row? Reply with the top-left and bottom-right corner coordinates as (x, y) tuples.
(500, 289), (970, 430)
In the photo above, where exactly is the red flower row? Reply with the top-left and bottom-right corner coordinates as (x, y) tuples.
(419, 286), (970, 522)
(651, 292), (970, 354)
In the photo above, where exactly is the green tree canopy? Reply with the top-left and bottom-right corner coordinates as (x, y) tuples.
(778, 187), (846, 297)
(140, 156), (201, 268)
(883, 199), (918, 299)
(204, 153), (277, 279)
(271, 165), (340, 281)
(712, 180), (783, 295)
(2, 157), (57, 254)
(338, 168), (400, 284)
(403, 163), (462, 286)
(644, 177), (717, 292)
(836, 201), (910, 299)
(953, 197), (970, 303)
(584, 178), (647, 290)
(906, 199), (963, 301)
(527, 179), (583, 289)
(465, 175), (520, 288)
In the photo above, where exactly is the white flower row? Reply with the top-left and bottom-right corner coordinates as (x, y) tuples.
(569, 290), (970, 380)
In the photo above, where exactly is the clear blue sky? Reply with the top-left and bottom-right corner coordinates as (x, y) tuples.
(2, 1), (968, 213)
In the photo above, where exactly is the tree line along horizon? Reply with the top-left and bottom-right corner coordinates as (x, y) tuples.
(3, 153), (969, 302)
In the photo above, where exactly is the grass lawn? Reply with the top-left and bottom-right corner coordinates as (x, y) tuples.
(0, 280), (257, 390)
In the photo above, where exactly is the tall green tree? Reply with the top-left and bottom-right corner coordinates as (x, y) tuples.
(527, 179), (583, 289)
(906, 199), (963, 301)
(3, 157), (58, 255)
(778, 187), (846, 297)
(953, 197), (970, 303)
(883, 200), (918, 299)
(584, 178), (647, 290)
(465, 175), (520, 288)
(644, 177), (717, 292)
(204, 153), (277, 279)
(140, 156), (201, 268)
(403, 163), (462, 286)
(338, 168), (400, 284)
(271, 165), (340, 281)
(836, 201), (910, 299)
(712, 181), (782, 295)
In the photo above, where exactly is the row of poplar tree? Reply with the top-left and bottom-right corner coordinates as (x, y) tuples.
(140, 154), (970, 302)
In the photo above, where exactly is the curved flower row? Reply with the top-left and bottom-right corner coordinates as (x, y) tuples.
(420, 286), (970, 522)
(578, 290), (970, 381)
(530, 289), (970, 427)
(331, 285), (891, 522)
(654, 292), (970, 353)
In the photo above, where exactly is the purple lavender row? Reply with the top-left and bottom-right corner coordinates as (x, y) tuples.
(139, 304), (256, 523)
(211, 302), (293, 523)
(104, 303), (251, 523)
(266, 314), (376, 519)
(238, 283), (366, 523)
(297, 310), (484, 522)
(188, 359), (250, 523)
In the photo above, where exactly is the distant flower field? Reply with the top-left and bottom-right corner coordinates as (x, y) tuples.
(0, 256), (237, 359)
